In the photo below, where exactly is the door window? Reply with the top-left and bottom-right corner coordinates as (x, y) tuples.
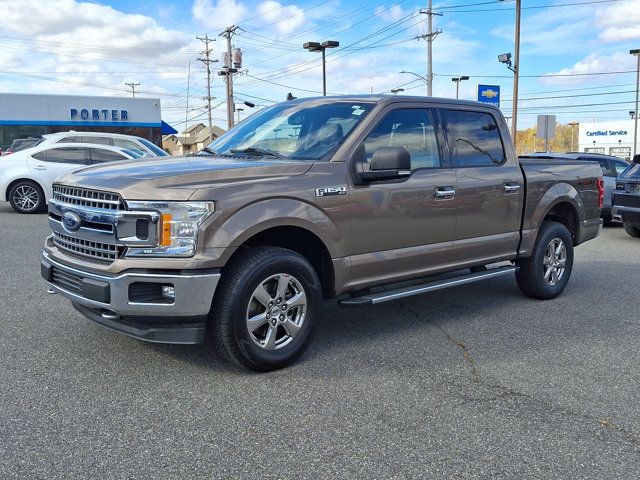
(363, 109), (441, 169)
(89, 148), (128, 163)
(445, 110), (505, 167)
(39, 147), (88, 164)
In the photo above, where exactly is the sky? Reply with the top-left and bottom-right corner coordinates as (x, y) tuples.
(0, 0), (638, 131)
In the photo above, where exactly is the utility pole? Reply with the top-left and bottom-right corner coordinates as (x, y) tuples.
(197, 33), (218, 139)
(631, 49), (640, 158)
(418, 1), (442, 96)
(184, 60), (191, 150)
(219, 25), (238, 130)
(512, 0), (522, 151)
(125, 82), (140, 98)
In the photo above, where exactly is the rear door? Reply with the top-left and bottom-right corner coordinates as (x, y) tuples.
(27, 147), (89, 200)
(442, 107), (524, 264)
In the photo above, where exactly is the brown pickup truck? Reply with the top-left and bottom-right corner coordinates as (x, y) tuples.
(41, 96), (603, 371)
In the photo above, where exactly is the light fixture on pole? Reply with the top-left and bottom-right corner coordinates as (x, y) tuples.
(629, 111), (636, 119)
(631, 48), (640, 158)
(399, 71), (430, 94)
(303, 40), (339, 96)
(236, 107), (244, 123)
(390, 88), (405, 95)
(451, 76), (469, 99)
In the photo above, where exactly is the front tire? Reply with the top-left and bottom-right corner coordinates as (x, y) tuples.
(623, 224), (640, 238)
(9, 180), (45, 214)
(516, 221), (574, 300)
(209, 246), (321, 371)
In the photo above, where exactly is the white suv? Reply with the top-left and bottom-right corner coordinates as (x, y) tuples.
(1, 143), (142, 213)
(35, 131), (168, 158)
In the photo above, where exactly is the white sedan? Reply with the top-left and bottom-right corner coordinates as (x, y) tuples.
(1, 143), (142, 213)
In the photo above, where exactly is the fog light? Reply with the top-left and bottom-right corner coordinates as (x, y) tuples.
(161, 285), (175, 300)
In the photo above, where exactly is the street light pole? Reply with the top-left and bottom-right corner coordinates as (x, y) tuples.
(451, 76), (469, 99)
(303, 40), (339, 96)
(631, 49), (640, 158)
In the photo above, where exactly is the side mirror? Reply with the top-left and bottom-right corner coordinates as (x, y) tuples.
(371, 147), (411, 171)
(633, 154), (640, 164)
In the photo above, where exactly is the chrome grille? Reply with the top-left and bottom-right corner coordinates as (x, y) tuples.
(53, 231), (121, 261)
(53, 185), (122, 210)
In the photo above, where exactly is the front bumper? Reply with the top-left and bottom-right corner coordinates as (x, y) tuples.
(612, 205), (640, 227)
(41, 251), (220, 343)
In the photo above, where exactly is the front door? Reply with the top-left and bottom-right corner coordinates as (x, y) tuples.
(348, 107), (458, 289)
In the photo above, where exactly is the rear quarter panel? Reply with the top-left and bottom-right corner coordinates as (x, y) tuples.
(519, 159), (602, 255)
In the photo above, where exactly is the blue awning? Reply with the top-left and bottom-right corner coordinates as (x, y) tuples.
(161, 120), (178, 135)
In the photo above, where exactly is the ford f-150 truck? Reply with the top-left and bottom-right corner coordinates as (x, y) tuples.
(41, 96), (603, 371)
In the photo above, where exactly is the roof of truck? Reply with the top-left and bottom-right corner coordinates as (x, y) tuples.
(285, 94), (500, 110)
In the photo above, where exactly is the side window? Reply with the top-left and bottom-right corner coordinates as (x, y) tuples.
(445, 109), (505, 167)
(31, 151), (46, 161)
(89, 148), (127, 163)
(614, 160), (629, 176)
(363, 109), (441, 169)
(596, 159), (614, 177)
(42, 148), (87, 164)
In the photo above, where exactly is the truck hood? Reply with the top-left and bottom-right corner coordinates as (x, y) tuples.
(55, 155), (314, 201)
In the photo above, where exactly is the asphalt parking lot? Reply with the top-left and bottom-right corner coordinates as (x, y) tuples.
(1, 201), (639, 479)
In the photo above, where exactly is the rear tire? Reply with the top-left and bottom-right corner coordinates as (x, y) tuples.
(9, 180), (45, 214)
(516, 221), (574, 300)
(209, 246), (321, 371)
(623, 224), (640, 238)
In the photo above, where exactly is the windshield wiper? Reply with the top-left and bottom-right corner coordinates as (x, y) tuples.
(230, 147), (283, 158)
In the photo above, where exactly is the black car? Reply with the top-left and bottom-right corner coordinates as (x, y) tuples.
(612, 154), (640, 238)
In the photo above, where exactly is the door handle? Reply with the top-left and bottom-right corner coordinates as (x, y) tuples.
(503, 183), (521, 193)
(435, 186), (456, 199)
(33, 166), (47, 171)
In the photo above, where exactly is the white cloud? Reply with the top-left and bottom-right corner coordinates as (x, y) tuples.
(192, 0), (248, 30)
(375, 5), (407, 23)
(595, 0), (640, 42)
(257, 1), (306, 35)
(540, 52), (636, 85)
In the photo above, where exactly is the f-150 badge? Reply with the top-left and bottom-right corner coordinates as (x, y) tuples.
(315, 186), (347, 197)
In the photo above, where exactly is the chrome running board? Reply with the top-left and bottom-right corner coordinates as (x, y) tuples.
(339, 265), (517, 308)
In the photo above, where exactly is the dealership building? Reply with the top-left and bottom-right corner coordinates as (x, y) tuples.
(0, 93), (176, 149)
(578, 120), (638, 161)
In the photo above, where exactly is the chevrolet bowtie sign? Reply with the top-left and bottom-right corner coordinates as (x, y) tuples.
(477, 85), (500, 107)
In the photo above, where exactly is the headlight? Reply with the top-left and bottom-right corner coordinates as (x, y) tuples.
(125, 201), (214, 257)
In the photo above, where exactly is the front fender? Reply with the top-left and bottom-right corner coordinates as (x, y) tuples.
(201, 198), (344, 264)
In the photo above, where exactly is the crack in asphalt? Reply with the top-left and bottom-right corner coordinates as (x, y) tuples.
(396, 300), (640, 450)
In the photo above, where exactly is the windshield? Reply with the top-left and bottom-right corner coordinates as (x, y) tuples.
(138, 138), (169, 156)
(207, 101), (374, 160)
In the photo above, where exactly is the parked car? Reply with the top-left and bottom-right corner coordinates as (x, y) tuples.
(34, 131), (168, 158)
(523, 152), (629, 224)
(612, 154), (640, 238)
(1, 143), (142, 213)
(5, 137), (43, 155)
(41, 96), (603, 371)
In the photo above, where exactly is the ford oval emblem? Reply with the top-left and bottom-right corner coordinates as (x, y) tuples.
(62, 211), (81, 232)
